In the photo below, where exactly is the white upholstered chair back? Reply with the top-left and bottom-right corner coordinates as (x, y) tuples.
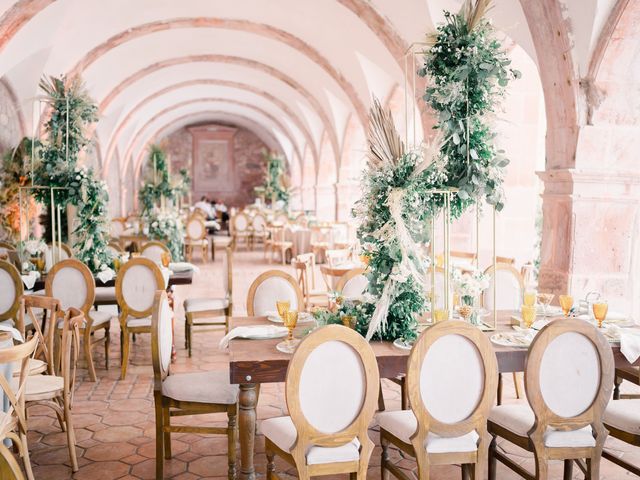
(45, 259), (94, 313)
(336, 268), (368, 299)
(233, 213), (249, 233)
(186, 216), (206, 240)
(152, 290), (173, 382)
(141, 241), (170, 264)
(116, 258), (164, 317)
(525, 319), (614, 432)
(407, 321), (497, 442)
(110, 219), (126, 238)
(482, 264), (523, 310)
(275, 213), (289, 225)
(0, 260), (23, 321)
(252, 214), (267, 233)
(326, 249), (351, 267)
(106, 242), (122, 258)
(286, 324), (379, 456)
(246, 270), (303, 316)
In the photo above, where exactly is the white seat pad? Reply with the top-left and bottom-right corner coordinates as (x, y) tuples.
(95, 286), (116, 302)
(127, 316), (152, 328)
(89, 310), (113, 326)
(12, 358), (47, 376)
(185, 297), (229, 313)
(377, 410), (479, 453)
(489, 404), (595, 448)
(185, 239), (209, 246)
(213, 237), (232, 246)
(604, 399), (640, 435)
(260, 416), (360, 465)
(25, 375), (64, 397)
(162, 371), (238, 405)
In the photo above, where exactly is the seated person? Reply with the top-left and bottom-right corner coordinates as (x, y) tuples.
(194, 196), (214, 219)
(214, 199), (230, 222)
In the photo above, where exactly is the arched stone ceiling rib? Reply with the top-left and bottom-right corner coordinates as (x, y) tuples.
(0, 0), (52, 54)
(103, 80), (316, 177)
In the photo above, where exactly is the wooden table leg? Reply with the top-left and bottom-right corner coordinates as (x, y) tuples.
(239, 383), (258, 480)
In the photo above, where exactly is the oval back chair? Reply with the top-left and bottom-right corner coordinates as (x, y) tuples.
(262, 324), (380, 478)
(482, 264), (524, 311)
(184, 215), (209, 263)
(0, 260), (24, 324)
(141, 241), (171, 265)
(246, 270), (303, 316)
(110, 218), (127, 238)
(335, 268), (368, 299)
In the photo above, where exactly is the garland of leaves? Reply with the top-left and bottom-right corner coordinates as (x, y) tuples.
(417, 0), (520, 216)
(255, 151), (290, 207)
(138, 145), (173, 213)
(144, 209), (184, 262)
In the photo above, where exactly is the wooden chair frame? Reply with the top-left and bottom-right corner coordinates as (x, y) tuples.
(184, 215), (209, 263)
(47, 242), (73, 258)
(0, 241), (16, 251)
(141, 240), (171, 261)
(152, 290), (237, 480)
(184, 245), (233, 357)
(251, 213), (268, 249)
(381, 321), (498, 480)
(488, 318), (614, 480)
(246, 270), (304, 316)
(335, 268), (368, 294)
(270, 225), (293, 265)
(231, 213), (251, 250)
(292, 254), (327, 310)
(45, 259), (109, 382)
(266, 324), (380, 479)
(116, 257), (165, 380)
(110, 218), (128, 239)
(0, 334), (38, 480)
(0, 259), (24, 322)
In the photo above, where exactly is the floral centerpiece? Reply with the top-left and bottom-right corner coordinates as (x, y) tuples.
(453, 268), (489, 325)
(144, 208), (184, 262)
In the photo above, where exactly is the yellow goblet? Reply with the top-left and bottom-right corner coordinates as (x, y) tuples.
(559, 295), (573, 317)
(593, 301), (608, 328)
(161, 252), (171, 268)
(276, 300), (290, 323)
(521, 304), (536, 329)
(434, 309), (450, 323)
(35, 256), (45, 273)
(523, 290), (537, 307)
(284, 310), (299, 344)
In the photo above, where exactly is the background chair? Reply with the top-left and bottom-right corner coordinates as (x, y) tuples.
(335, 268), (369, 299)
(325, 248), (352, 268)
(45, 259), (111, 382)
(488, 319), (614, 480)
(0, 259), (24, 328)
(116, 257), (165, 379)
(379, 321), (498, 480)
(246, 270), (303, 316)
(152, 290), (238, 479)
(231, 212), (251, 250)
(184, 215), (209, 263)
(140, 240), (171, 265)
(292, 253), (328, 310)
(184, 245), (233, 357)
(109, 218), (127, 239)
(263, 324), (379, 479)
(251, 213), (268, 249)
(270, 225), (293, 265)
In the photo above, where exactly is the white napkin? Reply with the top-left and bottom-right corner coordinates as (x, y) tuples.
(21, 271), (40, 290)
(160, 267), (171, 288)
(169, 262), (200, 274)
(607, 325), (640, 363)
(0, 324), (24, 342)
(219, 326), (288, 349)
(96, 267), (116, 284)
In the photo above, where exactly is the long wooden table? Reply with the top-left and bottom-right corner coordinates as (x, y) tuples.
(228, 313), (640, 480)
(30, 269), (193, 291)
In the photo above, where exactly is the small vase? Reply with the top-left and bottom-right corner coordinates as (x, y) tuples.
(461, 295), (481, 326)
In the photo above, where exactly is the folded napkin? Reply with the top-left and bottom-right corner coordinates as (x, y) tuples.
(169, 262), (200, 274)
(606, 325), (640, 363)
(96, 267), (116, 284)
(219, 325), (288, 349)
(21, 271), (40, 290)
(0, 324), (23, 342)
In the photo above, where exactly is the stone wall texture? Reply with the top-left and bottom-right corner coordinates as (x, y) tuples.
(0, 79), (24, 154)
(161, 123), (280, 207)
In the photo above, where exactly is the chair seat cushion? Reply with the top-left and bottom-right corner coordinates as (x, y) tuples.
(260, 416), (360, 465)
(489, 404), (595, 448)
(88, 310), (113, 327)
(25, 375), (64, 397)
(184, 297), (229, 313)
(12, 358), (47, 377)
(127, 316), (151, 328)
(94, 286), (116, 302)
(213, 237), (232, 247)
(162, 371), (238, 405)
(377, 410), (479, 453)
(185, 239), (209, 246)
(604, 399), (640, 435)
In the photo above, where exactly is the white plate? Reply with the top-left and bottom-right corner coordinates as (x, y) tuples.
(490, 332), (533, 348)
(393, 338), (414, 350)
(267, 312), (315, 324)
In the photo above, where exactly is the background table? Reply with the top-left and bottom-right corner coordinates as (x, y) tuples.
(228, 313), (640, 480)
(30, 269), (193, 291)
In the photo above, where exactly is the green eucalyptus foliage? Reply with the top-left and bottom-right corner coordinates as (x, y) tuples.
(418, 7), (520, 215)
(139, 145), (173, 213)
(257, 151), (289, 206)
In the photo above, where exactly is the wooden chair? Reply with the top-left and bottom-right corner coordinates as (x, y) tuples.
(310, 225), (331, 263)
(603, 387), (640, 474)
(482, 263), (525, 403)
(0, 334), (39, 480)
(251, 214), (268, 249)
(184, 215), (209, 263)
(320, 265), (349, 292)
(0, 241), (16, 253)
(335, 268), (368, 299)
(110, 217), (128, 239)
(379, 320), (498, 480)
(246, 270), (303, 316)
(263, 324), (380, 479)
(488, 318), (614, 480)
(325, 248), (351, 268)
(116, 257), (165, 379)
(140, 240), (171, 265)
(0, 259), (24, 328)
(496, 255), (516, 265)
(152, 290), (238, 479)
(25, 304), (83, 473)
(231, 212), (251, 250)
(107, 240), (123, 256)
(271, 225), (293, 265)
(184, 245), (233, 357)
(292, 254), (327, 310)
(295, 213), (308, 227)
(45, 259), (111, 382)
(274, 212), (289, 225)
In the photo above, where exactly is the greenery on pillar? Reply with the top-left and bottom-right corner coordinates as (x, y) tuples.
(255, 151), (290, 208)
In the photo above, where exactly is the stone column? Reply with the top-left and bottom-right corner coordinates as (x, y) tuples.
(334, 181), (358, 221)
(314, 184), (336, 221)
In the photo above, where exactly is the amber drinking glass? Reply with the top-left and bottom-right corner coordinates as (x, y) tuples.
(161, 252), (171, 268)
(284, 310), (299, 344)
(523, 290), (537, 307)
(434, 309), (450, 323)
(593, 301), (608, 328)
(276, 300), (290, 323)
(521, 304), (536, 329)
(559, 295), (573, 317)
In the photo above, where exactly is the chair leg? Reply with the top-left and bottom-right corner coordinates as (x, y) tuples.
(155, 401), (164, 480)
(19, 431), (34, 480)
(163, 407), (171, 459)
(266, 447), (275, 480)
(563, 459), (573, 480)
(84, 328), (97, 382)
(381, 433), (390, 480)
(377, 381), (385, 411)
(497, 374), (503, 405)
(64, 398), (78, 472)
(512, 372), (521, 399)
(586, 455), (600, 480)
(120, 331), (130, 380)
(400, 376), (408, 410)
(104, 326), (110, 370)
(488, 436), (497, 480)
(614, 376), (622, 400)
(227, 406), (237, 480)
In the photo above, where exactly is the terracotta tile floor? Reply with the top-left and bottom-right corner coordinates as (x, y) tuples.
(9, 248), (640, 478)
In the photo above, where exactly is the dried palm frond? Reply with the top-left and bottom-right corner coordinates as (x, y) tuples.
(411, 132), (443, 179)
(460, 0), (493, 32)
(367, 97), (404, 169)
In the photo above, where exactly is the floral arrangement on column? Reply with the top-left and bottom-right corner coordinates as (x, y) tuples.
(255, 151), (290, 208)
(34, 75), (113, 273)
(0, 138), (39, 242)
(146, 209), (184, 262)
(417, 0), (520, 216)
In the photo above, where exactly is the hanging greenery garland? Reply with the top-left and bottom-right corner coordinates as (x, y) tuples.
(255, 151), (290, 207)
(138, 145), (173, 213)
(417, 0), (520, 216)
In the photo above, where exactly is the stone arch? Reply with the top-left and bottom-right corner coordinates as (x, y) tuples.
(300, 145), (316, 212)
